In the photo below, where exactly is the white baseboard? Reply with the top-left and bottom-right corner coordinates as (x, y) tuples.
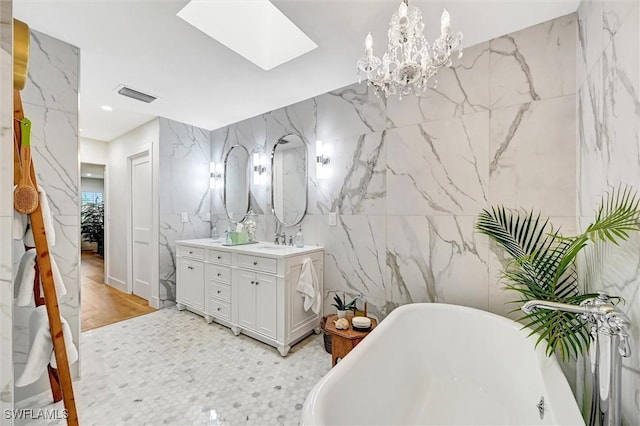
(150, 296), (160, 309)
(106, 276), (127, 293)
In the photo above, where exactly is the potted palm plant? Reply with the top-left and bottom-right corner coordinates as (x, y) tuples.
(81, 201), (104, 256)
(475, 186), (640, 360)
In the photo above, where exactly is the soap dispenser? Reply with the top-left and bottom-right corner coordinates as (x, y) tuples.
(294, 226), (304, 248)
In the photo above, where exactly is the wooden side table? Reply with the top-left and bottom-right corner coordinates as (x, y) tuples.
(325, 313), (377, 367)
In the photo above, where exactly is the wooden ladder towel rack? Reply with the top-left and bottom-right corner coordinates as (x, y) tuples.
(13, 62), (79, 425)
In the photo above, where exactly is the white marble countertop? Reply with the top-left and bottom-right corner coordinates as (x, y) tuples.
(175, 238), (324, 258)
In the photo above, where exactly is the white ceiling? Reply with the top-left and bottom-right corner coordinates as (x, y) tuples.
(14, 0), (580, 142)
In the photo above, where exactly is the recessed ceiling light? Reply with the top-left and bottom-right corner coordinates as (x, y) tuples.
(177, 0), (317, 71)
(79, 128), (83, 132)
(101, 105), (113, 111)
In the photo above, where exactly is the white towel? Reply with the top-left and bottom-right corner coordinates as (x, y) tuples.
(15, 249), (67, 307)
(296, 258), (321, 315)
(15, 306), (78, 387)
(37, 185), (56, 247)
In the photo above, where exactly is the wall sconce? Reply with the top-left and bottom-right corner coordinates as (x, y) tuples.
(252, 152), (267, 185)
(316, 140), (330, 179)
(210, 162), (223, 189)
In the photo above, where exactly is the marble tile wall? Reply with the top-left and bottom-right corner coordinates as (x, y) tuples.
(577, 0), (640, 422)
(158, 118), (210, 306)
(210, 13), (578, 320)
(1, 1), (13, 422)
(12, 30), (79, 402)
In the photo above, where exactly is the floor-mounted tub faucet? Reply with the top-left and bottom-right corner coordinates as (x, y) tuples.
(522, 292), (631, 426)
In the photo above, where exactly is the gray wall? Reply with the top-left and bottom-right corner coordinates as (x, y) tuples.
(12, 29), (80, 402)
(577, 0), (640, 422)
(210, 14), (577, 320)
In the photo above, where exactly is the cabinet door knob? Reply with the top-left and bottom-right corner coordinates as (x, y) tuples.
(217, 273), (221, 277)
(189, 251), (193, 254)
(253, 261), (258, 265)
(250, 280), (255, 285)
(187, 266), (193, 270)
(255, 281), (259, 285)
(217, 290), (221, 294)
(217, 307), (221, 311)
(217, 256), (222, 260)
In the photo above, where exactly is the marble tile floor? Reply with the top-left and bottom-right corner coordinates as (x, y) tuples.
(15, 308), (331, 425)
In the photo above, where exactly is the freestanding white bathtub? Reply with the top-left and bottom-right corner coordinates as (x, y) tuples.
(301, 303), (584, 425)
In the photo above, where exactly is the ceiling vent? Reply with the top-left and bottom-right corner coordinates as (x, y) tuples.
(116, 85), (157, 103)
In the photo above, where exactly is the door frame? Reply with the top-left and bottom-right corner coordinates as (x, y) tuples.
(126, 144), (160, 308)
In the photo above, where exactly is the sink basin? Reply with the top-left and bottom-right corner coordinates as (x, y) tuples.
(256, 245), (288, 250)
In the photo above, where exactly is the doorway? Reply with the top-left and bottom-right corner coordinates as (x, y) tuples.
(80, 162), (154, 331)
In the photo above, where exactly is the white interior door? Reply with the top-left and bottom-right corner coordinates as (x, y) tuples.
(131, 153), (151, 301)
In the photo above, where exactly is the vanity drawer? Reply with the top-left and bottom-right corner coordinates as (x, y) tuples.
(207, 282), (230, 303)
(237, 254), (277, 274)
(207, 249), (231, 265)
(206, 264), (231, 284)
(208, 298), (231, 321)
(178, 245), (204, 260)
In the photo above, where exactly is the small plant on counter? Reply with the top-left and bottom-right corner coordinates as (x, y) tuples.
(332, 293), (356, 312)
(475, 185), (640, 361)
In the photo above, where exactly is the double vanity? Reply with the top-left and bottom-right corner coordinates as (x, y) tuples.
(176, 239), (324, 356)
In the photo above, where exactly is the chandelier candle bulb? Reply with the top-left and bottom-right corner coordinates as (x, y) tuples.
(365, 33), (373, 58)
(441, 9), (450, 35)
(399, 1), (408, 18)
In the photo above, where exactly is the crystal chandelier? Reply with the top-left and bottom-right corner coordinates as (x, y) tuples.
(357, 0), (463, 98)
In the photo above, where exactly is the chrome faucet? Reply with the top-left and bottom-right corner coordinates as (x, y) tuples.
(522, 292), (631, 426)
(273, 229), (286, 245)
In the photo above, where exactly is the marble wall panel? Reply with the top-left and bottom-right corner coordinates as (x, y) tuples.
(601, 7), (640, 186)
(577, 57), (605, 216)
(386, 112), (488, 216)
(316, 214), (387, 313)
(386, 215), (489, 312)
(309, 130), (386, 216)
(386, 42), (491, 128)
(489, 95), (577, 217)
(490, 13), (576, 109)
(158, 118), (211, 304)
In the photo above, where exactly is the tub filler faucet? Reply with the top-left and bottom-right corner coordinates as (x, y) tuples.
(522, 292), (631, 426)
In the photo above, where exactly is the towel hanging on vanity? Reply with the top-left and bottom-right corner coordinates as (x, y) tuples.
(296, 258), (321, 315)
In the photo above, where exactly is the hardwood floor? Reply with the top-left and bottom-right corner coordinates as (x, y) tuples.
(81, 251), (155, 331)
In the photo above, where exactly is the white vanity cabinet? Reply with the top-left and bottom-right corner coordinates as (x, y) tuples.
(176, 247), (205, 312)
(175, 240), (324, 356)
(234, 268), (277, 339)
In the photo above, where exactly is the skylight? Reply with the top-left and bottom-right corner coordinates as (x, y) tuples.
(177, 0), (318, 71)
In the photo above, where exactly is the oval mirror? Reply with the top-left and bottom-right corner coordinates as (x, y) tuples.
(224, 145), (250, 223)
(271, 134), (307, 227)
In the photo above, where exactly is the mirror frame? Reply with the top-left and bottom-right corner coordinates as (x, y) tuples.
(270, 134), (308, 227)
(223, 144), (250, 224)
